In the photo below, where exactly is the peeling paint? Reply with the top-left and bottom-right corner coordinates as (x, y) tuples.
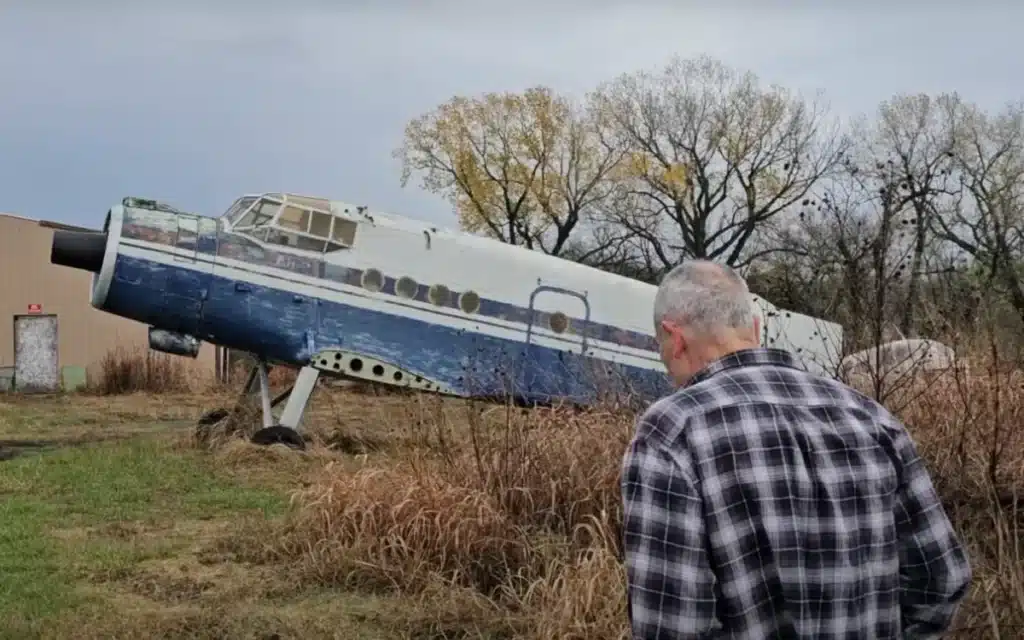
(119, 210), (662, 353)
(103, 254), (672, 405)
(106, 206), (683, 405)
(149, 328), (201, 358)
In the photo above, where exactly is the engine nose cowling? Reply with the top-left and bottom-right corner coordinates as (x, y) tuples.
(50, 229), (107, 274)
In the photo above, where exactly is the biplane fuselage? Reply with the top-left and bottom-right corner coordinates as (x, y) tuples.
(52, 193), (844, 409)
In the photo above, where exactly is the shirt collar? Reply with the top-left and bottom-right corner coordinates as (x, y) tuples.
(685, 347), (806, 388)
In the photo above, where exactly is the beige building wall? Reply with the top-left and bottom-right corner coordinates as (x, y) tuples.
(0, 213), (217, 386)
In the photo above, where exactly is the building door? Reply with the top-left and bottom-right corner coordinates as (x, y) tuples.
(13, 314), (59, 393)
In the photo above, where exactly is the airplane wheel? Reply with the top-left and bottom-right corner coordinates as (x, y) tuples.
(251, 425), (307, 450)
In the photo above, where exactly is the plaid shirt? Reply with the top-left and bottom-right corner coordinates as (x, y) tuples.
(621, 347), (971, 639)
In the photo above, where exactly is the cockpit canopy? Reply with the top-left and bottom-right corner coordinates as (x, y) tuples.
(221, 193), (357, 253)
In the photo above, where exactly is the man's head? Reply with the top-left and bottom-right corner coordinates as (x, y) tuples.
(652, 260), (761, 387)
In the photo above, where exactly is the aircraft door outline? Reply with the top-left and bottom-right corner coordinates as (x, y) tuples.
(525, 284), (591, 356)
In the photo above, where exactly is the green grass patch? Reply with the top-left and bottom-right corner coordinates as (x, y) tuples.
(0, 437), (288, 636)
(0, 394), (205, 442)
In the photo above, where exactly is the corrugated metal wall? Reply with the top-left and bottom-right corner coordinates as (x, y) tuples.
(0, 213), (218, 384)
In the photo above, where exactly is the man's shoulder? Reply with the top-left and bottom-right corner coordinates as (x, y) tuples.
(705, 360), (888, 411)
(635, 385), (721, 445)
(637, 362), (898, 443)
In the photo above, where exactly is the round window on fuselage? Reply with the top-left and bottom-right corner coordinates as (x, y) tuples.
(361, 268), (384, 292)
(396, 276), (418, 298)
(459, 290), (481, 314)
(428, 284), (451, 306)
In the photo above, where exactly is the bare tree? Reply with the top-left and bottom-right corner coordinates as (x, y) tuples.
(588, 55), (848, 274)
(868, 94), (961, 335)
(765, 95), (965, 330)
(933, 99), (1024, 328)
(767, 119), (962, 402)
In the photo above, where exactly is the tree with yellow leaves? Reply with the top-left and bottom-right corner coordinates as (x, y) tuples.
(395, 86), (621, 256)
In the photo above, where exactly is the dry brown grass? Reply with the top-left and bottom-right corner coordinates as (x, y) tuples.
(70, 345), (1024, 637)
(214, 367), (1023, 638)
(87, 346), (219, 395)
(197, 396), (634, 638)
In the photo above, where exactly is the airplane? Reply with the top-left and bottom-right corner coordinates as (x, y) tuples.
(49, 193), (845, 449)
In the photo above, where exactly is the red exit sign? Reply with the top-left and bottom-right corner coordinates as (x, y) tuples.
(27, 303), (42, 314)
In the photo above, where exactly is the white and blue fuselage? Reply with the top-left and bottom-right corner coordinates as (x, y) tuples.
(71, 194), (844, 407)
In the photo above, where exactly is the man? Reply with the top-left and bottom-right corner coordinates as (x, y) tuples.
(621, 260), (972, 639)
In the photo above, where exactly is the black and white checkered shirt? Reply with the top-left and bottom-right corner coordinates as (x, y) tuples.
(621, 347), (971, 639)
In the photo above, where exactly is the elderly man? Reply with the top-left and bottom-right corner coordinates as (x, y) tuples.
(621, 260), (971, 639)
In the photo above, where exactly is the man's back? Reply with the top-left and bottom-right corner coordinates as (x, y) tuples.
(621, 347), (972, 639)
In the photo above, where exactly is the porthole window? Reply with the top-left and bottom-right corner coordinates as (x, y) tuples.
(428, 284), (451, 306)
(361, 268), (384, 292)
(549, 311), (569, 334)
(458, 290), (481, 314)
(396, 276), (418, 299)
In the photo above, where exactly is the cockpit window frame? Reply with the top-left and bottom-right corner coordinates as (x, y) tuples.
(234, 196), (282, 231)
(222, 196), (259, 225)
(227, 192), (359, 255)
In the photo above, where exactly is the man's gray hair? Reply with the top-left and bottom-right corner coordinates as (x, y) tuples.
(653, 260), (756, 336)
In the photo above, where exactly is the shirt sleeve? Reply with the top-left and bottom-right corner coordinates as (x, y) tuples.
(621, 433), (721, 639)
(890, 422), (973, 637)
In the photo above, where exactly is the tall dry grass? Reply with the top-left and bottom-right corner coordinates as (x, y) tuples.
(87, 346), (218, 395)
(87, 346), (300, 396)
(88, 343), (1024, 637)
(218, 354), (1024, 639)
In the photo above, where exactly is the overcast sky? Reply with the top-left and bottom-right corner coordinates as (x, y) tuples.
(1, 3), (1021, 230)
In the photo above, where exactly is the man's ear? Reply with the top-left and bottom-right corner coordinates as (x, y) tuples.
(753, 315), (761, 344)
(661, 320), (687, 358)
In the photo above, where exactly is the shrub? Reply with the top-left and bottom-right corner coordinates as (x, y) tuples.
(88, 346), (214, 395)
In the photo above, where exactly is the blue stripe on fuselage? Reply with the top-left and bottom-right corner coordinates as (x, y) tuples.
(103, 254), (673, 405)
(121, 219), (663, 354)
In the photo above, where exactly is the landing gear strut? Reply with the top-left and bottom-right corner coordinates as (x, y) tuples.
(196, 359), (321, 450)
